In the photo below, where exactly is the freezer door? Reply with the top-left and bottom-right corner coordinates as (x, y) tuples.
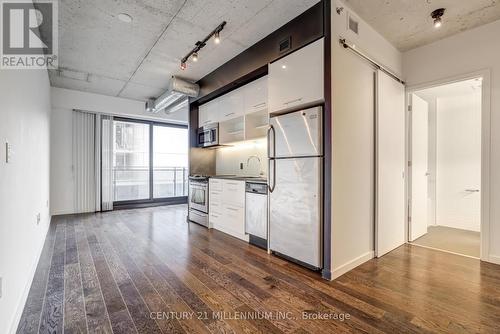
(270, 106), (323, 158)
(269, 157), (322, 268)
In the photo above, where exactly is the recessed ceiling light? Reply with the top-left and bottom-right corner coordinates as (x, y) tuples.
(281, 65), (287, 69)
(117, 13), (133, 23)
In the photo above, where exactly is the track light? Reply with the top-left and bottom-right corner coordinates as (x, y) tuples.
(431, 8), (445, 28)
(180, 21), (226, 69)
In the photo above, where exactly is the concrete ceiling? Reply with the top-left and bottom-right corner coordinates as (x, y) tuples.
(344, 0), (500, 51)
(49, 0), (318, 101)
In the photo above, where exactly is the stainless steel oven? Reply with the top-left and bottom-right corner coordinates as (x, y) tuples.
(197, 123), (219, 147)
(188, 177), (209, 227)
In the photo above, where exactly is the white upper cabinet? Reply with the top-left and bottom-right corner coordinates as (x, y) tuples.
(219, 88), (244, 122)
(268, 38), (324, 113)
(243, 76), (268, 114)
(198, 99), (219, 127)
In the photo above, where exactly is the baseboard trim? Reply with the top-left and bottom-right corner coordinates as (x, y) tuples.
(332, 251), (374, 280)
(8, 216), (51, 334)
(488, 255), (500, 265)
(410, 243), (480, 260)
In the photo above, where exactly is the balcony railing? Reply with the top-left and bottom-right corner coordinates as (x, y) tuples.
(113, 166), (188, 201)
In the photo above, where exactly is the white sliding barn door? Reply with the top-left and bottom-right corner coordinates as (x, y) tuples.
(375, 70), (406, 257)
(410, 94), (429, 241)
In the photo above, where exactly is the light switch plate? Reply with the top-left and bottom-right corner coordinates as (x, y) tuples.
(36, 213), (41, 225)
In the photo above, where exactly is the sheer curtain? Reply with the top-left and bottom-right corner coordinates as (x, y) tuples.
(72, 110), (96, 213)
(101, 115), (114, 211)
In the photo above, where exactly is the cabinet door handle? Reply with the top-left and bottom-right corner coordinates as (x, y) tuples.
(225, 112), (235, 117)
(252, 102), (266, 108)
(284, 98), (303, 105)
(226, 207), (239, 211)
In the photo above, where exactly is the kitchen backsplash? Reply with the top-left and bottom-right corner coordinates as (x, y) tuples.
(215, 138), (267, 177)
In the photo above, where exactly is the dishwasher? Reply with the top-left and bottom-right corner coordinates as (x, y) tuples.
(245, 182), (268, 250)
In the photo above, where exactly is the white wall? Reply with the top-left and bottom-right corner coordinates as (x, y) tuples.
(50, 87), (188, 215)
(403, 19), (500, 263)
(331, 0), (402, 278)
(215, 139), (267, 177)
(436, 93), (481, 231)
(0, 69), (51, 334)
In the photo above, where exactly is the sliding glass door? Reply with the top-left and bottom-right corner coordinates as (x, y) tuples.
(112, 118), (188, 207)
(153, 125), (188, 198)
(113, 120), (150, 201)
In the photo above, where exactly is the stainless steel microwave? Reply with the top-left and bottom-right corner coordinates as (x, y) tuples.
(197, 123), (219, 147)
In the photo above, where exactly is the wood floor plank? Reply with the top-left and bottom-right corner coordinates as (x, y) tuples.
(17, 205), (500, 334)
(84, 221), (137, 333)
(39, 222), (66, 334)
(74, 217), (113, 333)
(16, 220), (58, 334)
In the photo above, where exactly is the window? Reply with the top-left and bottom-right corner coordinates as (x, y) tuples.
(112, 118), (188, 205)
(153, 125), (188, 198)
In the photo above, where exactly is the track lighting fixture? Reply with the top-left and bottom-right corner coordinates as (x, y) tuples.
(180, 21), (226, 69)
(431, 8), (445, 28)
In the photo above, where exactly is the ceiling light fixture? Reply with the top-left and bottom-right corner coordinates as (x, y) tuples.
(180, 21), (226, 69)
(117, 13), (133, 23)
(431, 8), (445, 28)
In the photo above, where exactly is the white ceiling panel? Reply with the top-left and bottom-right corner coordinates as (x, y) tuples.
(49, 71), (126, 97)
(50, 0), (321, 101)
(344, 0), (500, 51)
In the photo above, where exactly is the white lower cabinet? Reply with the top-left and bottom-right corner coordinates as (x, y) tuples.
(209, 178), (248, 241)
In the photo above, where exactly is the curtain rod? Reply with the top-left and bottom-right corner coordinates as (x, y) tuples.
(339, 38), (405, 85)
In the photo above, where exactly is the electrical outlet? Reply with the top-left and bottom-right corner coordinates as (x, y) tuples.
(240, 162), (244, 170)
(36, 213), (41, 225)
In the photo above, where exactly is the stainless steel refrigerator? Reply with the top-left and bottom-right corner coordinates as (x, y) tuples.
(268, 106), (323, 269)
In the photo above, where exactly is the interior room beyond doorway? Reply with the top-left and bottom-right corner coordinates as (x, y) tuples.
(409, 78), (482, 258)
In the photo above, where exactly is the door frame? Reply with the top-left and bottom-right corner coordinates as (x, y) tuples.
(112, 116), (189, 208)
(405, 69), (491, 261)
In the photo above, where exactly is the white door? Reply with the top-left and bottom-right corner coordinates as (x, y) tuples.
(376, 70), (406, 257)
(436, 91), (481, 231)
(410, 94), (429, 241)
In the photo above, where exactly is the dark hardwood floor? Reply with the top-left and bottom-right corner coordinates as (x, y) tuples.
(17, 205), (500, 333)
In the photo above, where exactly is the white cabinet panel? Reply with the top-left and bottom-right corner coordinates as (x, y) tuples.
(269, 38), (324, 113)
(219, 88), (244, 121)
(222, 180), (245, 207)
(244, 76), (268, 114)
(209, 178), (248, 241)
(199, 99), (219, 126)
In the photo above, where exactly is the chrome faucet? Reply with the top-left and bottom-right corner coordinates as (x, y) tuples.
(246, 155), (264, 176)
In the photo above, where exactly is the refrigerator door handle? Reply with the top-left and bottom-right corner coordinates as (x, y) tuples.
(267, 125), (276, 193)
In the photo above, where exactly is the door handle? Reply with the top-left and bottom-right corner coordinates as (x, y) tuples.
(284, 98), (303, 105)
(267, 125), (276, 193)
(465, 189), (480, 193)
